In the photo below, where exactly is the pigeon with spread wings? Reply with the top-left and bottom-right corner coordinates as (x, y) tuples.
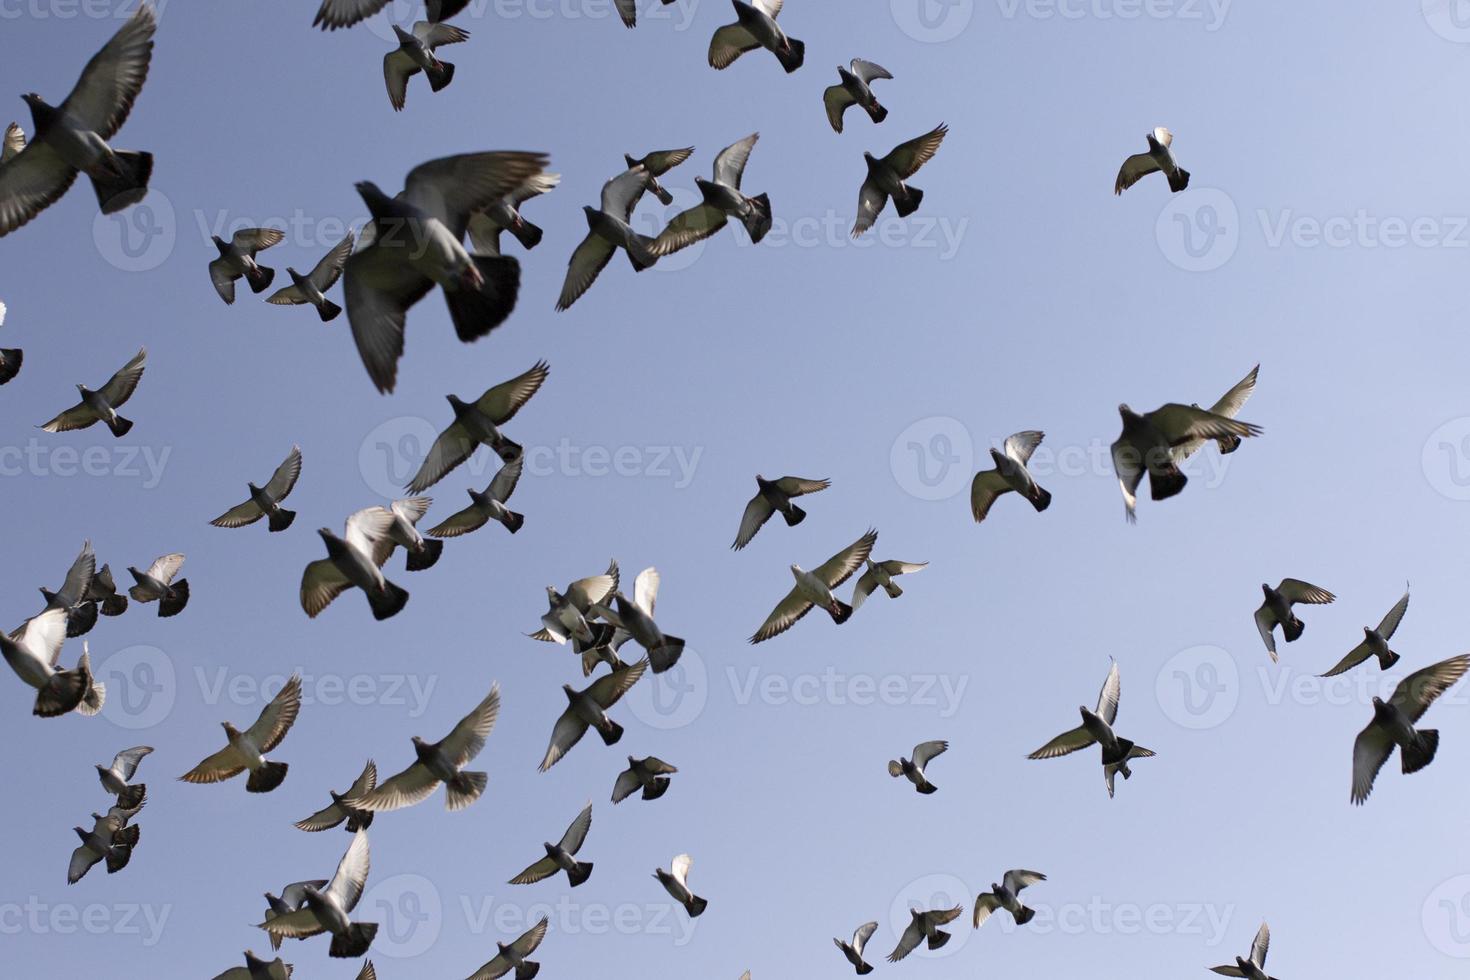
(651, 133), (771, 256)
(539, 658), (647, 771)
(709, 0), (804, 73)
(556, 167), (658, 311)
(973, 870), (1046, 928)
(180, 675), (302, 793)
(510, 801), (595, 887)
(612, 755), (678, 803)
(40, 346), (146, 438)
(468, 172), (560, 257)
(346, 685), (500, 813)
(624, 147), (693, 206)
(853, 124), (947, 236)
(529, 563), (619, 648)
(1115, 127), (1190, 195)
(38, 539), (100, 638)
(1111, 401), (1261, 522)
(384, 22), (468, 111)
(1210, 922), (1276, 980)
(1320, 587), (1410, 677)
(1, 609), (103, 717)
(428, 455), (525, 538)
(300, 509), (408, 620)
(732, 475), (830, 550)
(888, 739), (946, 794)
(209, 950), (293, 980)
(1254, 578), (1335, 661)
(971, 430), (1051, 524)
(209, 228), (284, 305)
(1174, 365), (1259, 461)
(96, 745), (151, 810)
(405, 360), (549, 493)
(313, 0), (472, 30)
(590, 567), (686, 673)
(749, 529), (877, 643)
(359, 497), (442, 571)
(294, 760), (378, 833)
(466, 917), (547, 980)
(210, 446), (303, 533)
(823, 59), (892, 133)
(267, 231), (355, 322)
(888, 905), (962, 962)
(127, 552), (189, 617)
(1351, 654), (1469, 805)
(67, 810), (138, 884)
(262, 880), (328, 951)
(853, 559), (926, 612)
(1028, 661), (1154, 798)
(256, 830), (378, 958)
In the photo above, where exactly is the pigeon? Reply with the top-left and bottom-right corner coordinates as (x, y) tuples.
(653, 853), (707, 917)
(1114, 127), (1190, 195)
(210, 951), (294, 980)
(0, 299), (20, 385)
(344, 151), (549, 393)
(266, 231), (355, 321)
(40, 346), (146, 437)
(852, 559), (926, 612)
(127, 552), (189, 617)
(0, 5), (155, 237)
(972, 870), (1046, 928)
(38, 540), (99, 638)
(611, 755), (678, 803)
(294, 760), (378, 833)
(709, 0), (804, 73)
(210, 228), (285, 305)
(1110, 402), (1261, 522)
(591, 568), (686, 673)
(1173, 365), (1260, 461)
(179, 675), (302, 792)
(427, 455), (525, 538)
(384, 22), (469, 111)
(1253, 579), (1336, 661)
(1, 610), (104, 717)
(538, 658), (648, 771)
(510, 801), (595, 887)
(466, 916), (548, 980)
(1320, 587), (1410, 677)
(257, 830), (378, 958)
(300, 509), (409, 620)
(1210, 922), (1276, 980)
(345, 685), (500, 812)
(887, 905), (963, 961)
(360, 497), (443, 571)
(85, 563), (128, 617)
(210, 445), (303, 532)
(529, 564), (619, 648)
(749, 529), (877, 643)
(823, 59), (892, 133)
(577, 561), (641, 676)
(853, 123), (948, 236)
(651, 133), (772, 256)
(96, 745), (152, 810)
(1028, 660), (1154, 798)
(67, 810), (138, 884)
(624, 147), (694, 206)
(555, 167), (659, 312)
(102, 795), (144, 828)
(970, 431), (1052, 523)
(1351, 653), (1470, 804)
(732, 475), (830, 550)
(833, 921), (877, 974)
(405, 360), (550, 492)
(262, 880), (329, 951)
(1, 122), (23, 164)
(313, 0), (472, 30)
(887, 739), (947, 794)
(467, 172), (561, 255)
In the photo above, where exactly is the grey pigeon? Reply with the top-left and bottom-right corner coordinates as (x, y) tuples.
(42, 559), (126, 636)
(96, 745), (151, 810)
(0, 299), (20, 384)
(529, 564), (619, 648)
(127, 552), (189, 617)
(344, 151), (549, 393)
(732, 475), (830, 550)
(651, 133), (772, 256)
(211, 951), (293, 980)
(427, 455), (525, 539)
(556, 167), (659, 312)
(405, 360), (550, 492)
(1320, 587), (1410, 677)
(210, 228), (285, 305)
(346, 685), (500, 812)
(67, 810), (138, 884)
(384, 22), (469, 111)
(887, 904), (963, 962)
(709, 0), (804, 73)
(465, 916), (547, 980)
(1, 611), (104, 717)
(179, 675), (302, 793)
(295, 759), (378, 833)
(973, 870), (1046, 928)
(314, 0), (472, 30)
(300, 509), (408, 620)
(38, 540), (100, 638)
(853, 123), (948, 236)
(468, 172), (561, 255)
(539, 658), (648, 771)
(1114, 127), (1190, 195)
(1210, 922), (1276, 980)
(852, 559), (926, 612)
(653, 852), (707, 917)
(40, 346), (146, 437)
(1253, 579), (1335, 661)
(1111, 401), (1261, 522)
(749, 529), (877, 643)
(256, 830), (378, 958)
(970, 431), (1051, 524)
(210, 445), (303, 532)
(0, 5), (155, 237)
(101, 796), (144, 829)
(823, 59), (891, 133)
(612, 755), (678, 803)
(887, 739), (946, 794)
(510, 801), (595, 887)
(1351, 653), (1470, 804)
(591, 567), (686, 673)
(360, 497), (443, 571)
(262, 879), (329, 951)
(1028, 660), (1154, 798)
(624, 147), (693, 206)
(267, 230), (355, 321)
(1173, 365), (1259, 461)
(833, 920), (877, 974)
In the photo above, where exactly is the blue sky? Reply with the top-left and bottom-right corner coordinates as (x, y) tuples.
(3, 0), (1470, 976)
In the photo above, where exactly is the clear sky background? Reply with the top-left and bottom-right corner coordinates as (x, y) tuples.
(2, 0), (1470, 976)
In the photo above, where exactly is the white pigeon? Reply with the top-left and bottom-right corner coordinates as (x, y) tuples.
(266, 231), (355, 321)
(1114, 127), (1190, 195)
(179, 675), (302, 793)
(256, 830), (378, 958)
(1028, 661), (1154, 798)
(1, 609), (104, 717)
(750, 529), (877, 643)
(653, 853), (707, 917)
(346, 685), (500, 813)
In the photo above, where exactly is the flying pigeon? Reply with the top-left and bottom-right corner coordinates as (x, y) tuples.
(833, 920), (877, 974)
(539, 658), (648, 771)
(853, 123), (948, 236)
(577, 561), (641, 675)
(1110, 402), (1261, 522)
(1114, 127), (1190, 195)
(179, 675), (302, 793)
(555, 166), (659, 312)
(0, 4), (155, 238)
(313, 0), (472, 30)
(468, 172), (561, 255)
(127, 552), (189, 617)
(1320, 587), (1410, 677)
(344, 151), (549, 393)
(427, 455), (525, 538)
(346, 685), (500, 812)
(970, 431), (1052, 523)
(510, 801), (595, 887)
(1173, 365), (1260, 461)
(257, 830), (378, 958)
(210, 445), (303, 532)
(709, 0), (804, 73)
(40, 346), (146, 437)
(651, 133), (772, 256)
(102, 795), (144, 829)
(972, 870), (1046, 928)
(300, 509), (409, 620)
(529, 564), (619, 648)
(405, 360), (550, 493)
(732, 475), (830, 550)
(267, 230), (355, 321)
(1028, 660), (1154, 798)
(262, 879), (329, 951)
(210, 951), (294, 980)
(209, 228), (285, 305)
(360, 497), (443, 571)
(1, 610), (104, 717)
(749, 529), (877, 643)
(1210, 922), (1276, 980)
(612, 755), (678, 803)
(624, 147), (694, 206)
(38, 540), (100, 638)
(1, 123), (23, 164)
(0, 299), (20, 385)
(384, 22), (469, 111)
(96, 745), (152, 810)
(1351, 653), (1470, 804)
(653, 853), (707, 917)
(294, 760), (378, 833)
(465, 916), (548, 980)
(887, 905), (963, 962)
(1253, 579), (1336, 661)
(591, 568), (686, 673)
(852, 559), (926, 612)
(823, 59), (892, 133)
(67, 810), (138, 884)
(887, 739), (947, 794)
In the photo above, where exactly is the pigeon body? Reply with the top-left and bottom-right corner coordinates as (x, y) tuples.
(612, 755), (678, 803)
(257, 830), (378, 958)
(428, 455), (525, 538)
(1, 609), (104, 717)
(887, 739), (946, 794)
(510, 801), (594, 887)
(1320, 588), (1408, 676)
(406, 361), (549, 492)
(1253, 579), (1335, 661)
(651, 134), (772, 255)
(1351, 654), (1470, 804)
(67, 810), (138, 884)
(97, 745), (152, 810)
(592, 568), (685, 673)
(1114, 127), (1190, 195)
(39, 540), (102, 638)
(709, 0), (804, 73)
(346, 685), (500, 812)
(211, 446), (303, 532)
(852, 559), (926, 611)
(624, 147), (693, 206)
(384, 22), (468, 111)
(210, 228), (284, 305)
(1210, 923), (1275, 980)
(301, 510), (409, 620)
(539, 658), (648, 771)
(853, 124), (947, 236)
(180, 675), (301, 792)
(887, 905), (962, 962)
(653, 853), (707, 917)
(262, 879), (329, 951)
(970, 431), (1051, 523)
(295, 760), (379, 833)
(267, 231), (355, 321)
(40, 346), (146, 437)
(529, 566), (619, 648)
(1028, 661), (1154, 797)
(127, 552), (189, 617)
(468, 172), (560, 255)
(750, 529), (876, 643)
(1110, 402), (1261, 521)
(362, 497), (442, 571)
(833, 921), (877, 974)
(973, 870), (1046, 928)
(823, 59), (891, 132)
(466, 916), (547, 980)
(556, 167), (658, 311)
(732, 475), (829, 550)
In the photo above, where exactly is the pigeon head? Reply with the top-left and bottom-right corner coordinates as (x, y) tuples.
(392, 23), (415, 43)
(76, 383), (90, 394)
(90, 811), (104, 822)
(94, 763), (108, 776)
(561, 683), (578, 700)
(20, 93), (54, 126)
(624, 154), (638, 168)
(446, 393), (471, 415)
(1260, 583), (1272, 596)
(497, 941), (512, 954)
(211, 235), (231, 255)
(1117, 403), (1136, 419)
(355, 181), (395, 218)
(222, 721), (241, 738)
(627, 755), (638, 766)
(542, 841), (558, 855)
(247, 482), (261, 493)
(73, 826), (88, 841)
(789, 563), (804, 576)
